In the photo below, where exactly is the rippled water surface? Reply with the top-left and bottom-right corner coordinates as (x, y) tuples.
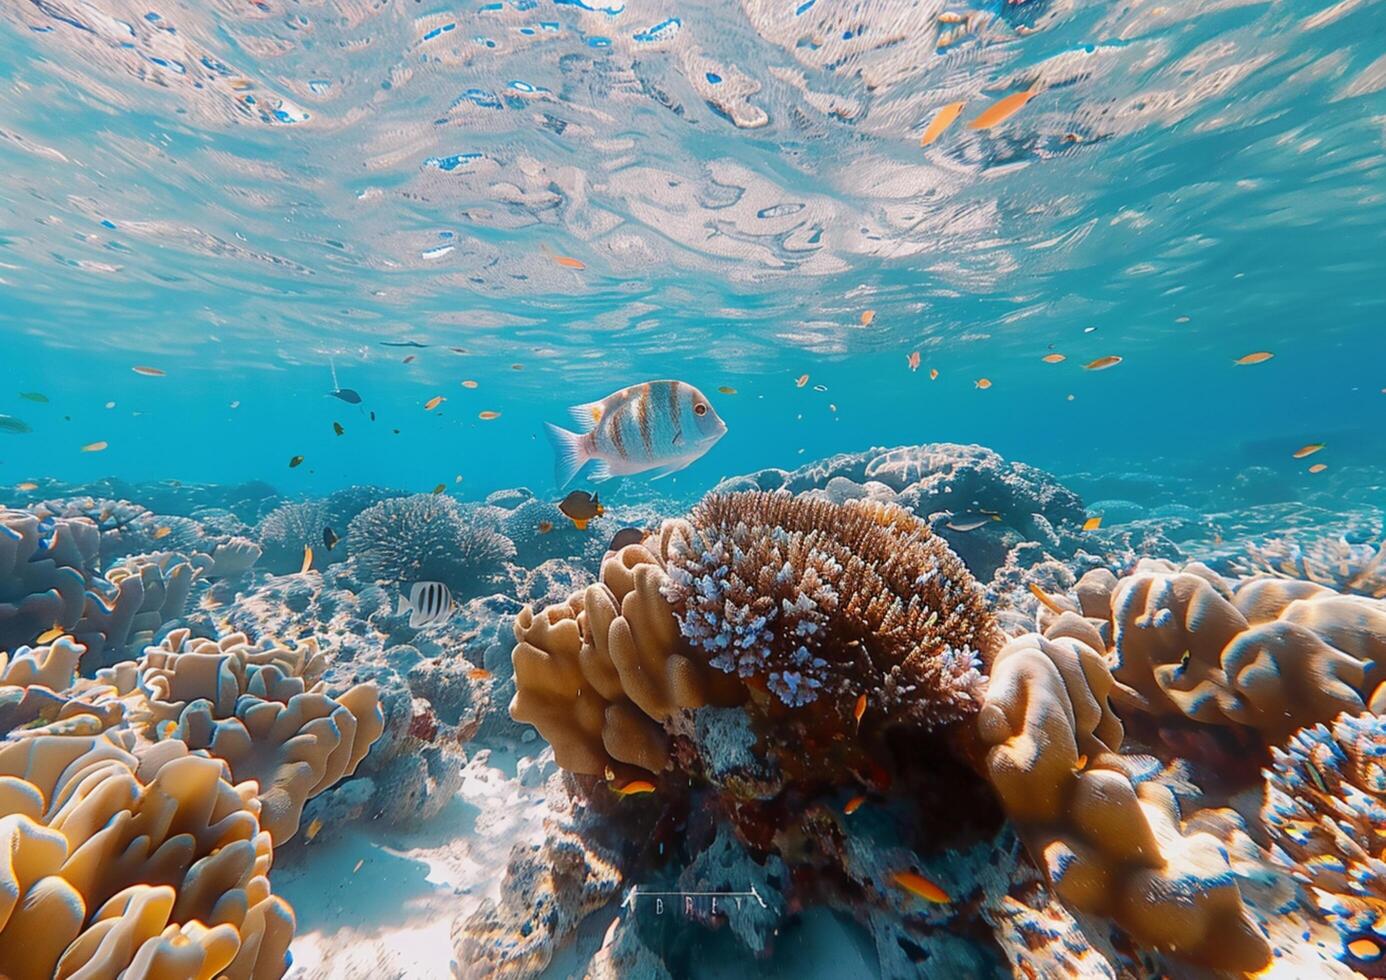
(1, 0), (1385, 494)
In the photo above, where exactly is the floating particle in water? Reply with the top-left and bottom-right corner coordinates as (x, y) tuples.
(1083, 326), (1096, 334)
(132, 365), (165, 376)
(289, 455), (304, 468)
(1235, 351), (1274, 365)
(105, 401), (116, 409)
(921, 101), (965, 146)
(1176, 315), (1191, 323)
(0, 415), (32, 434)
(230, 400), (240, 409)
(1084, 355), (1122, 371)
(81, 440), (107, 452)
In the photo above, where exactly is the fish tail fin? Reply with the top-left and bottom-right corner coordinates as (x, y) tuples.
(546, 423), (589, 488)
(396, 595), (409, 616)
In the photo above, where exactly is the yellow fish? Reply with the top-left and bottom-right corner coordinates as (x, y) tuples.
(478, 410), (501, 420)
(1041, 353), (1065, 364)
(81, 441), (108, 453)
(718, 385), (737, 395)
(1292, 443), (1324, 459)
(967, 86), (1039, 131)
(1083, 516), (1103, 531)
(613, 780), (657, 797)
(300, 545), (313, 574)
(1235, 351), (1274, 365)
(305, 818), (323, 842)
(891, 870), (950, 904)
(424, 395), (445, 411)
(152, 526), (172, 540)
(1027, 582), (1065, 615)
(920, 101), (965, 146)
(1084, 356), (1122, 371)
(975, 378), (992, 390)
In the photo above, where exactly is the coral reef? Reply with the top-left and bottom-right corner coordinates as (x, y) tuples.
(0, 732), (294, 979)
(257, 500), (332, 574)
(1241, 534), (1386, 599)
(348, 493), (515, 595)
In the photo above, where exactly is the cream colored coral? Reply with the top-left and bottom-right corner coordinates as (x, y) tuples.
(0, 733), (293, 979)
(977, 631), (1270, 973)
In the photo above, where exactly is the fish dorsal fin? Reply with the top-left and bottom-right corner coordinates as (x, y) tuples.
(569, 398), (608, 430)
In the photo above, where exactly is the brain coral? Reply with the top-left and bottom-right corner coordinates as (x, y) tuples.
(661, 492), (1000, 728)
(348, 494), (516, 594)
(0, 732), (294, 979)
(1265, 711), (1386, 975)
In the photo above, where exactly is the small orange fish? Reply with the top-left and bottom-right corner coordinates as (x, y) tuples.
(907, 351), (921, 372)
(468, 667), (493, 682)
(1292, 443), (1324, 459)
(132, 365), (165, 377)
(15, 482), (37, 492)
(891, 870), (950, 904)
(1235, 351), (1274, 365)
(300, 545), (313, 574)
(967, 86), (1039, 131)
(152, 526), (172, 540)
(461, 380), (479, 389)
(1041, 353), (1065, 364)
(844, 794), (866, 815)
(853, 692), (867, 724)
(1084, 356), (1122, 371)
(1308, 463), (1327, 474)
(1075, 754), (1088, 770)
(36, 625), (65, 643)
(718, 385), (737, 395)
(975, 378), (991, 390)
(478, 410), (501, 420)
(613, 780), (656, 797)
(553, 253), (585, 270)
(81, 441), (108, 453)
(1027, 582), (1065, 615)
(424, 395), (445, 411)
(305, 818), (323, 842)
(1082, 516), (1102, 531)
(538, 520), (554, 534)
(860, 310), (875, 326)
(928, 368), (939, 381)
(796, 374), (809, 388)
(920, 101), (966, 146)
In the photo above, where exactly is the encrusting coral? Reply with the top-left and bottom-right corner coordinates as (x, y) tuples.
(0, 732), (294, 979)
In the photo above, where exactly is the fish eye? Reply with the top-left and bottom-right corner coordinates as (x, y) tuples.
(694, 402), (708, 416)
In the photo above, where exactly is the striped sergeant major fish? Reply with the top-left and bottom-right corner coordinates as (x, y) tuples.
(545, 380), (727, 486)
(396, 581), (456, 629)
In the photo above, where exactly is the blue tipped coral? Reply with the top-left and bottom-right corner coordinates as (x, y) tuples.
(1265, 711), (1386, 975)
(661, 492), (999, 727)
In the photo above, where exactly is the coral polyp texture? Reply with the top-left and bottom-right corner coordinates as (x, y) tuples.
(0, 732), (293, 979)
(1264, 711), (1386, 975)
(348, 493), (516, 594)
(661, 492), (1000, 725)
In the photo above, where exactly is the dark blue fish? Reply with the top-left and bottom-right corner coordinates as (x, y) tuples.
(328, 388), (362, 404)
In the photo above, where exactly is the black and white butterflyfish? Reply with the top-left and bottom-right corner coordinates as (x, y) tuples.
(397, 581), (456, 628)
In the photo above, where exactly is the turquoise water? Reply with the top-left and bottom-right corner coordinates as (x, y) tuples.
(2, 0), (1384, 500)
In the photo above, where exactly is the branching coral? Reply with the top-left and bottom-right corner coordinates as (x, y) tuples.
(661, 492), (1000, 728)
(1242, 535), (1386, 599)
(348, 494), (515, 593)
(0, 732), (294, 979)
(136, 628), (383, 842)
(1265, 711), (1386, 975)
(977, 629), (1271, 973)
